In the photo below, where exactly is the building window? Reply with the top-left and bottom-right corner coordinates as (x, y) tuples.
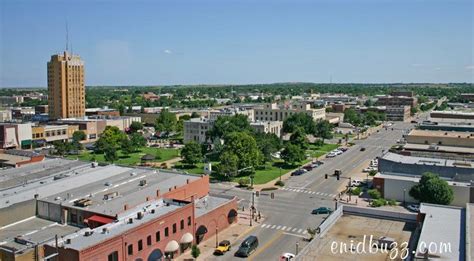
(147, 235), (152, 246)
(172, 223), (177, 234)
(108, 251), (119, 261)
(180, 219), (184, 230)
(138, 240), (143, 251)
(155, 231), (160, 242)
(188, 216), (191, 226)
(165, 227), (169, 237)
(128, 244), (133, 255)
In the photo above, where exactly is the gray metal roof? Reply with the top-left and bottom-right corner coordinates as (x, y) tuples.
(417, 203), (465, 260)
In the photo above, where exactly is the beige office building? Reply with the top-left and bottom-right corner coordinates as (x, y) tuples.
(254, 102), (325, 122)
(47, 51), (85, 119)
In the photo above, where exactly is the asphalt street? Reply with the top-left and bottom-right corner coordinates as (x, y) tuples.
(209, 121), (415, 260)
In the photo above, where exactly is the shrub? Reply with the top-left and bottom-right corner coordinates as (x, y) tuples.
(368, 189), (381, 199)
(387, 199), (397, 206)
(371, 198), (387, 207)
(351, 187), (362, 196)
(238, 178), (250, 187)
(275, 180), (285, 187)
(369, 169), (378, 176)
(191, 245), (200, 259)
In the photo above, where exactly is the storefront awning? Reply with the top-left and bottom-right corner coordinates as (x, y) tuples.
(85, 215), (114, 225)
(164, 240), (179, 252)
(180, 233), (193, 244)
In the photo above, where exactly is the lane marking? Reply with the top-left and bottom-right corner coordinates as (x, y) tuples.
(283, 232), (306, 238)
(248, 231), (284, 261)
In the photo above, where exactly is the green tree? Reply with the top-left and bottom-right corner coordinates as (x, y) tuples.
(217, 151), (239, 176)
(409, 172), (454, 205)
(289, 127), (308, 149)
(104, 145), (118, 163)
(120, 138), (134, 157)
(95, 126), (127, 152)
(220, 132), (262, 175)
(53, 140), (73, 156)
(155, 109), (177, 133)
(72, 130), (86, 142)
(181, 141), (203, 166)
(208, 114), (252, 139)
(314, 120), (334, 142)
(344, 109), (362, 126)
(130, 133), (147, 150)
(191, 245), (200, 259)
(281, 143), (305, 166)
(254, 132), (282, 162)
(282, 113), (315, 134)
(129, 121), (144, 133)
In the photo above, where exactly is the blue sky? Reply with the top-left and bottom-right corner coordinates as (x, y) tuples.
(0, 0), (473, 87)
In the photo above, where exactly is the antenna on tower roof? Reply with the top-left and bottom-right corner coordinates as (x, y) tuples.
(66, 20), (69, 52)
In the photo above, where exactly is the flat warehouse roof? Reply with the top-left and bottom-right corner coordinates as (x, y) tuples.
(40, 166), (199, 217)
(408, 129), (474, 139)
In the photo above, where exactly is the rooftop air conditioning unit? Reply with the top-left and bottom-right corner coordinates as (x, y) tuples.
(137, 212), (144, 220)
(84, 231), (94, 237)
(103, 192), (119, 200)
(102, 228), (109, 234)
(65, 238), (71, 244)
(128, 218), (133, 224)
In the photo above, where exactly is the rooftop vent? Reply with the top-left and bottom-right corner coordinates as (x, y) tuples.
(14, 236), (29, 245)
(103, 192), (119, 200)
(84, 231), (94, 237)
(137, 212), (144, 220)
(65, 238), (71, 244)
(74, 198), (93, 207)
(128, 218), (133, 224)
(102, 228), (109, 234)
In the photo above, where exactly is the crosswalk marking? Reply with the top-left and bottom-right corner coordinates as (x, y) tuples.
(281, 226), (287, 230)
(261, 224), (268, 228)
(271, 225), (276, 229)
(292, 228), (297, 232)
(281, 187), (336, 198)
(286, 227), (292, 231)
(297, 229), (303, 233)
(276, 225), (282, 229)
(259, 223), (308, 236)
(303, 230), (308, 235)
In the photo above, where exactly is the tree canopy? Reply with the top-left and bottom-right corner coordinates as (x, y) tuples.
(409, 172), (454, 205)
(208, 114), (252, 140)
(281, 143), (305, 166)
(282, 113), (315, 134)
(155, 109), (177, 133)
(219, 132), (262, 176)
(95, 126), (127, 152)
(314, 120), (334, 142)
(181, 141), (203, 166)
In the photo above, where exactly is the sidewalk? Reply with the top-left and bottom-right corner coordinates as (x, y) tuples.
(176, 211), (263, 261)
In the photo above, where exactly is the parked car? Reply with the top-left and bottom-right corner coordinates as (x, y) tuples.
(326, 153), (336, 158)
(313, 160), (324, 165)
(411, 120), (418, 124)
(214, 240), (231, 255)
(291, 169), (306, 176)
(310, 163), (320, 169)
(360, 147), (366, 151)
(280, 253), (296, 260)
(340, 147), (348, 152)
(363, 167), (377, 173)
(303, 165), (313, 171)
(311, 207), (333, 215)
(351, 179), (362, 187)
(235, 236), (258, 257)
(407, 204), (420, 212)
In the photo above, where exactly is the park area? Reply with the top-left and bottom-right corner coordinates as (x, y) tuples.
(67, 147), (181, 166)
(175, 142), (339, 185)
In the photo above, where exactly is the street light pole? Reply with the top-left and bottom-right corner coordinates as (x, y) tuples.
(279, 167), (282, 182)
(403, 189), (406, 207)
(215, 226), (218, 248)
(296, 242), (299, 256)
(250, 192), (255, 226)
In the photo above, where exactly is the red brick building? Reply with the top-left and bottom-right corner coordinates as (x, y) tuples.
(43, 174), (238, 261)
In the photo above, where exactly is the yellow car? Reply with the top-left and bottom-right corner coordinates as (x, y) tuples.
(214, 240), (231, 255)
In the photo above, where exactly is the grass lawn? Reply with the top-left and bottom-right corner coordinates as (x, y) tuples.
(307, 143), (340, 158)
(231, 160), (309, 185)
(67, 147), (180, 166)
(174, 161), (219, 175)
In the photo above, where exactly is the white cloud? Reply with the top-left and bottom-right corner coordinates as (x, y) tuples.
(411, 63), (424, 67)
(163, 49), (172, 54)
(465, 65), (474, 70)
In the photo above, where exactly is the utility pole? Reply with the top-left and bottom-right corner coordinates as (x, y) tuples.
(296, 242), (299, 255)
(215, 226), (219, 248)
(250, 192), (255, 226)
(279, 167), (282, 182)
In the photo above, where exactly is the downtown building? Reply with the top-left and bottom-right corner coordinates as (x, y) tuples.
(0, 159), (237, 261)
(254, 102), (325, 122)
(47, 51), (85, 119)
